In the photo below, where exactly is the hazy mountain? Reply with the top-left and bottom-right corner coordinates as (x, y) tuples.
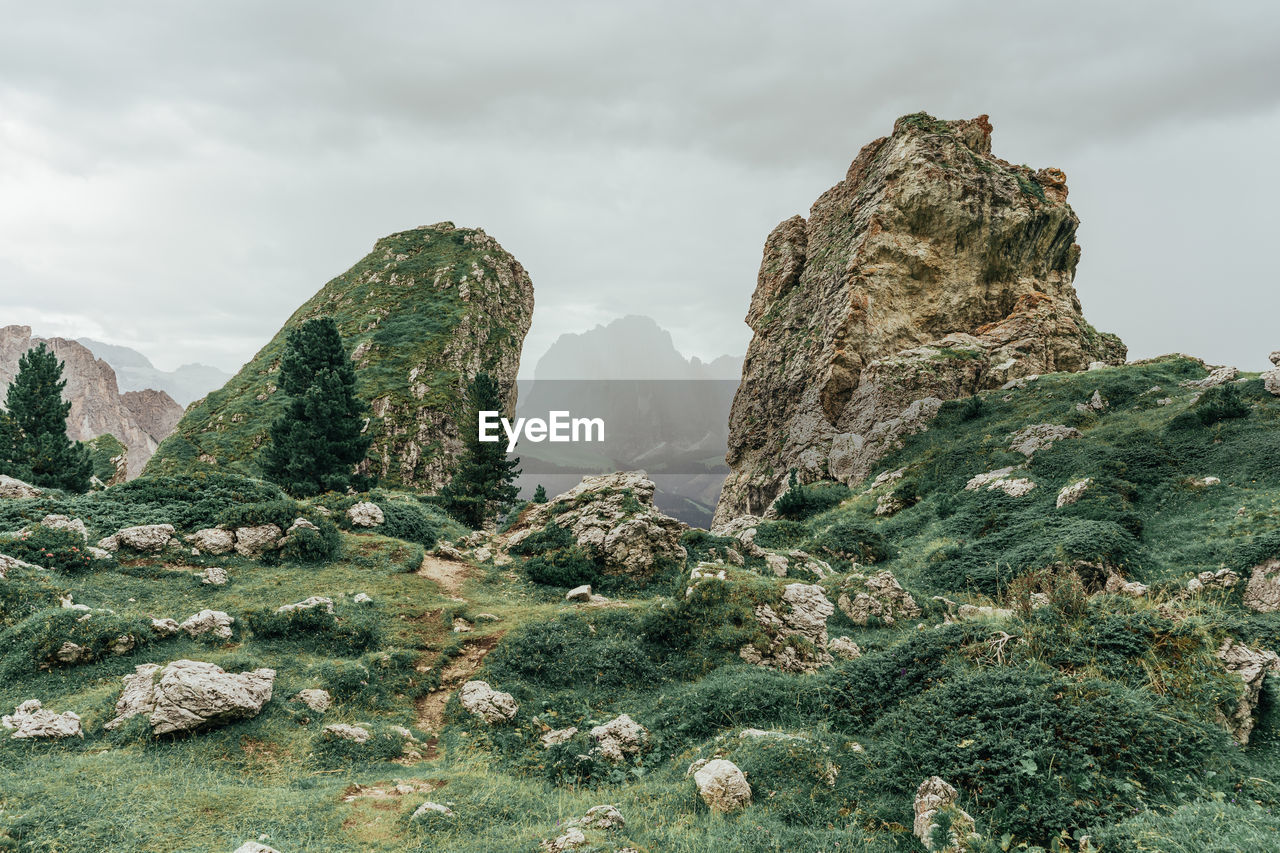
(77, 338), (232, 406)
(533, 315), (742, 380)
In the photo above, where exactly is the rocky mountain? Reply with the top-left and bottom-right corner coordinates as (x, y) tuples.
(145, 222), (535, 491)
(532, 315), (742, 380)
(0, 325), (184, 479)
(77, 339), (232, 406)
(715, 113), (1125, 526)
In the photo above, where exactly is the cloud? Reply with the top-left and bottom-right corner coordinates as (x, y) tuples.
(1, 0), (1278, 374)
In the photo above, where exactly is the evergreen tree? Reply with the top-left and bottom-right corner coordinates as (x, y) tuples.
(440, 373), (521, 528)
(0, 343), (92, 492)
(260, 317), (372, 496)
(532, 484), (548, 503)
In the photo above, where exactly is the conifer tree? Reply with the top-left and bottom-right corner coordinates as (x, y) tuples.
(440, 372), (520, 528)
(532, 484), (548, 503)
(261, 317), (372, 496)
(0, 343), (92, 492)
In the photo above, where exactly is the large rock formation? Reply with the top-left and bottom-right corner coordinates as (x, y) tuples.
(146, 223), (535, 491)
(715, 114), (1125, 525)
(0, 326), (184, 479)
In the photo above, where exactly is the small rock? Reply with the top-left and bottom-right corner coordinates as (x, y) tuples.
(1055, 478), (1092, 508)
(0, 553), (42, 577)
(580, 804), (625, 830)
(185, 528), (235, 555)
(323, 723), (371, 743)
(411, 801), (454, 819)
(150, 618), (180, 636)
(1186, 568), (1239, 593)
(838, 571), (921, 626)
(347, 501), (384, 528)
(828, 636), (862, 660)
(99, 524), (178, 554)
(541, 726), (579, 748)
(1103, 573), (1148, 598)
(284, 517), (319, 537)
(352, 593), (372, 604)
(1076, 389), (1107, 413)
(693, 759), (752, 812)
(458, 680), (518, 723)
(234, 524), (283, 557)
(293, 689), (332, 713)
(590, 713), (648, 762)
(1, 699), (82, 739)
(543, 828), (586, 852)
(1008, 424), (1081, 457)
(40, 514), (88, 542)
(275, 596), (334, 615)
(565, 584), (593, 602)
(452, 618), (473, 633)
(180, 609), (235, 639)
(1216, 639), (1280, 745)
(1193, 476), (1221, 487)
(1184, 366), (1239, 389)
(472, 546), (493, 562)
(199, 566), (229, 586)
(56, 641), (88, 664)
(233, 843), (281, 853)
(914, 776), (976, 851)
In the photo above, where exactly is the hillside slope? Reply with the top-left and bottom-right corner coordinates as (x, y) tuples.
(145, 223), (534, 491)
(2, 355), (1278, 852)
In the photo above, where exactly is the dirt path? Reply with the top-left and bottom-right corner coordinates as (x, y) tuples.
(414, 634), (503, 736)
(417, 554), (469, 596)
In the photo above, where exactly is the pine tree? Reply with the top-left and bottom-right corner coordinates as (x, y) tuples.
(260, 317), (373, 496)
(532, 484), (548, 503)
(440, 372), (521, 528)
(0, 343), (92, 492)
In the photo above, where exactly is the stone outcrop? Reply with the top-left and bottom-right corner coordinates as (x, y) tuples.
(98, 524), (179, 553)
(589, 714), (648, 762)
(346, 501), (384, 528)
(234, 524), (283, 557)
(146, 223), (535, 491)
(1215, 639), (1280, 745)
(2, 699), (83, 739)
(837, 571), (921, 626)
(0, 474), (41, 499)
(180, 609), (235, 639)
(692, 758), (752, 812)
(914, 776), (976, 852)
(715, 114), (1124, 525)
(500, 471), (687, 578)
(458, 680), (518, 723)
(739, 583), (836, 673)
(105, 660), (275, 735)
(1244, 559), (1280, 613)
(0, 326), (184, 478)
(1264, 350), (1280, 396)
(293, 689), (332, 713)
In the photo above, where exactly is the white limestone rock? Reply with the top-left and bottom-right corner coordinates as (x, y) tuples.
(180, 609), (235, 640)
(589, 713), (648, 762)
(347, 501), (385, 528)
(693, 759), (752, 813)
(105, 659), (275, 735)
(458, 680), (518, 723)
(2, 699), (82, 739)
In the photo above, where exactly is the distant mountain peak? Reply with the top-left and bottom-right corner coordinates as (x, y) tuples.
(534, 315), (742, 380)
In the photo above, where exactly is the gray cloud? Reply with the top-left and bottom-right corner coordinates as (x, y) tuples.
(1, 0), (1277, 374)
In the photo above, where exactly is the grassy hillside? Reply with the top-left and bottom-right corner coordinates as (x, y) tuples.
(2, 356), (1278, 852)
(145, 223), (533, 491)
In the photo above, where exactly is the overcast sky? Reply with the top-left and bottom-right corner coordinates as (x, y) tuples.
(2, 1), (1278, 377)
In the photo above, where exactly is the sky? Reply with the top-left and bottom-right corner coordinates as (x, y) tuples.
(1, 1), (1278, 377)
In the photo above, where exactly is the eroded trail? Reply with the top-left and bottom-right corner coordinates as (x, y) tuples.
(417, 553), (469, 597)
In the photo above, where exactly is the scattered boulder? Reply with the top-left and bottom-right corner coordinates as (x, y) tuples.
(1192, 476), (1221, 487)
(1184, 365), (1238, 389)
(1055, 478), (1092, 508)
(105, 659), (275, 734)
(914, 776), (976, 852)
(40, 514), (88, 542)
(284, 517), (318, 537)
(185, 528), (235, 555)
(1215, 639), (1280, 745)
(199, 566), (229, 586)
(828, 636), (862, 660)
(2, 700), (82, 739)
(965, 467), (1036, 497)
(1244, 559), (1280, 613)
(580, 804), (625, 831)
(500, 472), (687, 579)
(412, 801), (455, 819)
(352, 593), (372, 604)
(739, 583), (835, 673)
(0, 474), (40, 499)
(233, 524), (283, 557)
(452, 618), (473, 633)
(540, 726), (578, 748)
(323, 723), (371, 743)
(1103, 573), (1149, 598)
(1008, 424), (1081, 457)
(542, 828), (586, 852)
(458, 680), (518, 723)
(275, 596), (334, 615)
(1076, 390), (1108, 413)
(589, 713), (648, 762)
(234, 843), (281, 853)
(347, 501), (385, 528)
(0, 553), (42, 577)
(1186, 569), (1239, 593)
(693, 758), (752, 813)
(180, 609), (235, 640)
(837, 571), (921, 626)
(56, 642), (89, 665)
(150, 618), (180, 637)
(293, 689), (332, 713)
(565, 584), (593, 602)
(98, 524), (178, 554)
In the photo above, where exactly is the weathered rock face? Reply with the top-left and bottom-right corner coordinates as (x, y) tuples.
(589, 713), (649, 762)
(837, 571), (922, 626)
(692, 758), (752, 813)
(913, 776), (976, 852)
(739, 582), (836, 673)
(2, 699), (83, 739)
(146, 223), (535, 491)
(1216, 639), (1280, 745)
(104, 660), (275, 735)
(715, 114), (1125, 525)
(1244, 559), (1280, 613)
(500, 471), (688, 579)
(458, 680), (518, 723)
(0, 326), (184, 479)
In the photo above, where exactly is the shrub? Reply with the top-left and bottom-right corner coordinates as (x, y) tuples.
(278, 516), (342, 563)
(0, 526), (97, 574)
(378, 500), (448, 548)
(218, 498), (303, 531)
(316, 650), (425, 710)
(0, 566), (63, 627)
(0, 608), (153, 675)
(1089, 801), (1280, 853)
(809, 518), (891, 564)
(649, 665), (800, 748)
(313, 723), (416, 765)
(754, 520), (809, 550)
(246, 601), (382, 655)
(869, 667), (1228, 842)
(680, 529), (740, 564)
(774, 471), (851, 521)
(1170, 383), (1250, 430)
(99, 473), (289, 532)
(523, 547), (601, 588)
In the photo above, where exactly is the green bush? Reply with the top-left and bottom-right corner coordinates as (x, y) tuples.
(0, 526), (98, 574)
(0, 608), (153, 675)
(809, 518), (891, 564)
(313, 723), (415, 765)
(218, 498), (303, 531)
(523, 547), (601, 588)
(316, 650), (423, 710)
(774, 471), (851, 521)
(378, 500), (448, 548)
(869, 666), (1228, 842)
(277, 517), (342, 564)
(1089, 800), (1280, 853)
(1170, 383), (1250, 430)
(754, 520), (809, 550)
(246, 600), (382, 655)
(0, 565), (63, 627)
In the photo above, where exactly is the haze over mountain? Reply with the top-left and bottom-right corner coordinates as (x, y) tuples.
(76, 338), (232, 406)
(532, 315), (742, 380)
